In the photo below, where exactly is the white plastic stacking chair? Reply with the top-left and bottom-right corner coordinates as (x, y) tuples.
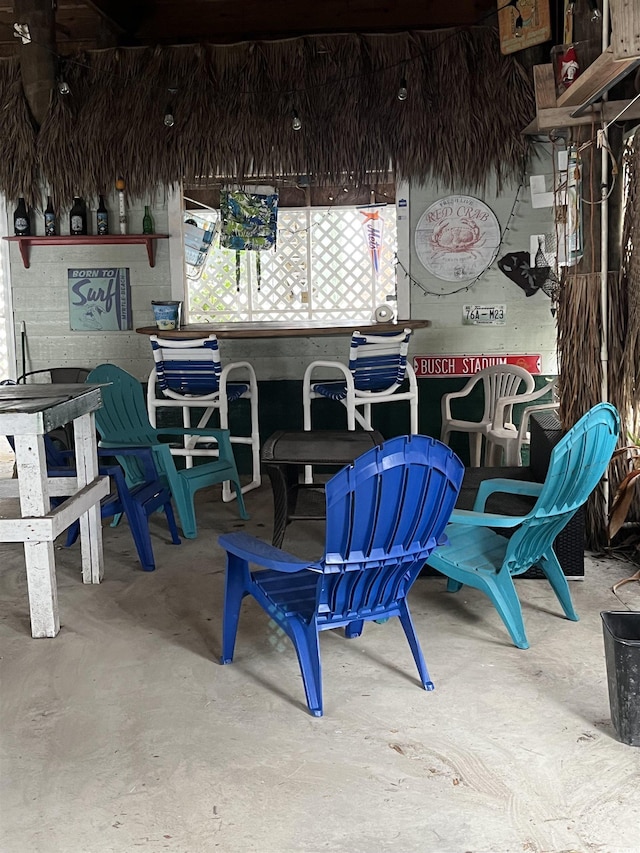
(440, 365), (535, 467)
(147, 335), (260, 501)
(485, 377), (559, 466)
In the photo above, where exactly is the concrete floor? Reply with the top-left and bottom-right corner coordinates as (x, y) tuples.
(1, 478), (640, 853)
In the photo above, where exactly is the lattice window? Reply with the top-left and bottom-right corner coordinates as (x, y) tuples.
(185, 205), (397, 323)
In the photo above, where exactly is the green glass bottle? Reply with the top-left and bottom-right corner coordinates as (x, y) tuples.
(142, 205), (154, 235)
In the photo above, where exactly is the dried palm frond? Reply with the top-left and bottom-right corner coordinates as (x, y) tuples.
(0, 28), (533, 202)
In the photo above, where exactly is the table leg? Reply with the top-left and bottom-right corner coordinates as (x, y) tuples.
(266, 464), (291, 548)
(14, 433), (59, 638)
(74, 412), (104, 584)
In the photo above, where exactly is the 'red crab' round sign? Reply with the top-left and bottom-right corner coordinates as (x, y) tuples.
(414, 195), (501, 282)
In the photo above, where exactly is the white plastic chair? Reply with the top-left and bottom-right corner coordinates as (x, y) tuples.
(147, 335), (260, 502)
(302, 328), (418, 433)
(485, 377), (559, 467)
(440, 365), (535, 467)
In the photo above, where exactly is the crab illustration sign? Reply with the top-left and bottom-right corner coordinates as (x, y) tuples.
(414, 195), (501, 282)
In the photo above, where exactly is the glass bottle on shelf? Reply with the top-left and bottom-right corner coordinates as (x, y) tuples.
(142, 205), (154, 234)
(44, 196), (56, 236)
(70, 196), (87, 235)
(96, 195), (109, 236)
(116, 176), (127, 234)
(13, 197), (30, 236)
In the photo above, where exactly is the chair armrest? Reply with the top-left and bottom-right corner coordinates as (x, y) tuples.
(303, 360), (353, 390)
(155, 426), (229, 439)
(220, 361), (257, 384)
(441, 375), (481, 420)
(447, 510), (525, 528)
(155, 426), (233, 456)
(473, 477), (543, 512)
(517, 401), (560, 442)
(219, 532), (317, 572)
(404, 360), (418, 391)
(491, 378), (558, 430)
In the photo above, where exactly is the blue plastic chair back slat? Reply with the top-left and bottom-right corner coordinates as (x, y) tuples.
(504, 405), (619, 575)
(218, 434), (464, 715)
(152, 337), (222, 396)
(40, 436), (181, 571)
(426, 402), (621, 649)
(347, 331), (410, 392)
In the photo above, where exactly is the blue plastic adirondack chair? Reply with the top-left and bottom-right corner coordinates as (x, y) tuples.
(425, 402), (620, 649)
(11, 435), (181, 571)
(218, 435), (464, 716)
(87, 364), (248, 538)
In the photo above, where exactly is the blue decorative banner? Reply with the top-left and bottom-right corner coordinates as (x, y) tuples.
(68, 267), (131, 331)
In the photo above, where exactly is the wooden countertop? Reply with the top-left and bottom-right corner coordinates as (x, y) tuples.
(136, 319), (431, 340)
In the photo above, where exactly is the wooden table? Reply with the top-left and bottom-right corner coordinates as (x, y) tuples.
(261, 429), (385, 547)
(0, 385), (110, 638)
(136, 319), (431, 340)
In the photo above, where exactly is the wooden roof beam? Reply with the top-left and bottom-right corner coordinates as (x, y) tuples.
(13, 0), (56, 128)
(79, 0), (151, 38)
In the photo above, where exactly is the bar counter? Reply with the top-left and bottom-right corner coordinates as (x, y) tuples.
(136, 319), (431, 340)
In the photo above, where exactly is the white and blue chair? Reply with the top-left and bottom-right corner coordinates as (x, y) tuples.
(302, 328), (418, 433)
(147, 335), (260, 502)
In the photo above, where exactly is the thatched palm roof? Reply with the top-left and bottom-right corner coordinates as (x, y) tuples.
(0, 27), (534, 205)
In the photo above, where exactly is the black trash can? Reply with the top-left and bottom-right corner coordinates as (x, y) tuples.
(601, 611), (640, 747)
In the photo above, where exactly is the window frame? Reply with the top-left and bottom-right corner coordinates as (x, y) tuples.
(167, 180), (410, 323)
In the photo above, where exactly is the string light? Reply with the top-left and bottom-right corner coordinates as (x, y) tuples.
(163, 105), (175, 126)
(291, 109), (302, 131)
(164, 85), (177, 126)
(11, 0), (525, 108)
(397, 76), (408, 101)
(57, 79), (70, 95)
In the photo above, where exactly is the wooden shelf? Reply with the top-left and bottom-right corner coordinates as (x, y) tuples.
(524, 57), (640, 134)
(556, 47), (640, 116)
(3, 234), (169, 269)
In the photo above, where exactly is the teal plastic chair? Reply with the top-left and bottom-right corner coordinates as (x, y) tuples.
(425, 403), (620, 649)
(87, 364), (248, 538)
(219, 435), (464, 716)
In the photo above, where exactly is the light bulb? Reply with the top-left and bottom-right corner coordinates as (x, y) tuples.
(291, 110), (302, 131)
(57, 80), (70, 95)
(164, 106), (175, 127)
(397, 77), (408, 101)
(514, 14), (523, 36)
